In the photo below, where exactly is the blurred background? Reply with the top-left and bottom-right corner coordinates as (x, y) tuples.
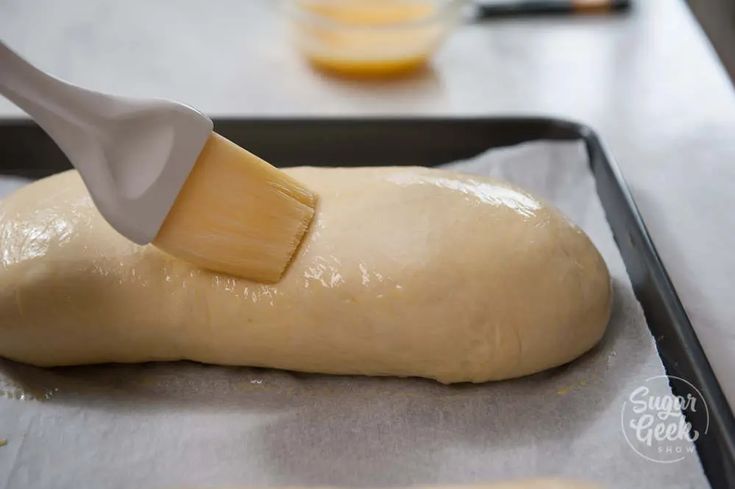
(688, 0), (735, 81)
(0, 0), (733, 116)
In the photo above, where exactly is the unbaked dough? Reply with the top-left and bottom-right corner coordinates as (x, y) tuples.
(0, 167), (611, 383)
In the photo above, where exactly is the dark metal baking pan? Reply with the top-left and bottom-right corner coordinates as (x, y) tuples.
(0, 116), (733, 488)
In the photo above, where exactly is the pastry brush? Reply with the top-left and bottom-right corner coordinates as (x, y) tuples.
(0, 40), (317, 283)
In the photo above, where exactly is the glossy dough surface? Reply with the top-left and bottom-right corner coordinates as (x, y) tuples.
(0, 168), (611, 383)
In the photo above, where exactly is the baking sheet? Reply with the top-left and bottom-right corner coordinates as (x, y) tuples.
(0, 141), (709, 489)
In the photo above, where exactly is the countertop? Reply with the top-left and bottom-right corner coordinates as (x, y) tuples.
(1, 0), (734, 410)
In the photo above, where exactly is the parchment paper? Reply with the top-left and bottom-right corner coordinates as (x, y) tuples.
(0, 141), (710, 489)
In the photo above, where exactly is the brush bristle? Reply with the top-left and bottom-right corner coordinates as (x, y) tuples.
(153, 133), (317, 282)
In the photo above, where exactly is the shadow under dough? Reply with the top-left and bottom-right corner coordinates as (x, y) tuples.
(0, 278), (645, 485)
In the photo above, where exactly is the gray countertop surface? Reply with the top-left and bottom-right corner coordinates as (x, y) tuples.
(1, 0), (734, 410)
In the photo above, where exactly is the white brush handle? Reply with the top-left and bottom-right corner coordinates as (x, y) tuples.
(0, 40), (212, 244)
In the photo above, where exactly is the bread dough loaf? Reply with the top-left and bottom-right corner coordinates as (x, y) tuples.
(0, 167), (611, 383)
